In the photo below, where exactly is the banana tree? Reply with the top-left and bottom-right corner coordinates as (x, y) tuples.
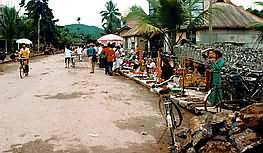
(0, 6), (18, 53)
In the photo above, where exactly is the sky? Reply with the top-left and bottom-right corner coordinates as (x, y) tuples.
(1, 0), (261, 27)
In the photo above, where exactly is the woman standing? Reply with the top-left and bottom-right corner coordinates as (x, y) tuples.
(207, 49), (224, 106)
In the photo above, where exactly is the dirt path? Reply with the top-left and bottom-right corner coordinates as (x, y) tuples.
(1, 54), (191, 153)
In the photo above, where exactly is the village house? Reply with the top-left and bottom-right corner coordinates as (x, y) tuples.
(177, 0), (263, 48)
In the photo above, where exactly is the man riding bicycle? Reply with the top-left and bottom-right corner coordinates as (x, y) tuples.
(18, 44), (30, 75)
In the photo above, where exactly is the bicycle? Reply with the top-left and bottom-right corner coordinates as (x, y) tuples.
(70, 53), (76, 68)
(18, 57), (29, 79)
(224, 69), (263, 109)
(151, 75), (183, 153)
(204, 68), (263, 111)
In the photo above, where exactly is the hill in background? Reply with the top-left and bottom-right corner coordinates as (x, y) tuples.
(65, 24), (105, 39)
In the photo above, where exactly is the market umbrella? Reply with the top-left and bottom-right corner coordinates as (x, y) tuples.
(97, 34), (123, 45)
(16, 38), (32, 44)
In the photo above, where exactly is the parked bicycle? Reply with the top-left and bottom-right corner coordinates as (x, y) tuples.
(151, 75), (183, 153)
(204, 67), (263, 111)
(18, 57), (29, 78)
(0, 49), (6, 63)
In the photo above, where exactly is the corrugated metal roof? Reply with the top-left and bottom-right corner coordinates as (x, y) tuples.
(202, 2), (263, 29)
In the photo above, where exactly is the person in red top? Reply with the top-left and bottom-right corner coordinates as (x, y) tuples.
(103, 43), (115, 76)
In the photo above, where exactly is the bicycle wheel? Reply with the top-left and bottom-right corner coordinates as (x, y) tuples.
(204, 87), (233, 112)
(158, 98), (183, 128)
(19, 66), (25, 79)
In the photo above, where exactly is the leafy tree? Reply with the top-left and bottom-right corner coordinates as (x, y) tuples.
(125, 5), (148, 22)
(77, 17), (81, 24)
(0, 6), (18, 53)
(24, 0), (58, 46)
(250, 2), (263, 47)
(76, 17), (81, 33)
(113, 0), (220, 56)
(16, 16), (34, 39)
(246, 8), (263, 18)
(100, 0), (121, 34)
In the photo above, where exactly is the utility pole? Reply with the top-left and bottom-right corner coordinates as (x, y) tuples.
(38, 14), (41, 53)
(37, 0), (42, 53)
(208, 0), (213, 44)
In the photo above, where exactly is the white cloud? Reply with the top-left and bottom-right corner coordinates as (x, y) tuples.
(2, 0), (261, 27)
(48, 0), (149, 27)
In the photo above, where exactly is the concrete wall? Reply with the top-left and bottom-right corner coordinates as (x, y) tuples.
(124, 36), (148, 50)
(197, 29), (262, 47)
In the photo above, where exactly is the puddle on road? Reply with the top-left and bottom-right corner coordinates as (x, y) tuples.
(4, 139), (54, 153)
(4, 139), (92, 153)
(35, 92), (94, 100)
(91, 143), (168, 153)
(114, 116), (164, 139)
(5, 139), (167, 153)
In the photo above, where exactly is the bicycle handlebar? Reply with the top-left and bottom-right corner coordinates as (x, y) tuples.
(151, 75), (177, 88)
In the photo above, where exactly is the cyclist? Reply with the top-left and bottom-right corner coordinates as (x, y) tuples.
(18, 44), (30, 75)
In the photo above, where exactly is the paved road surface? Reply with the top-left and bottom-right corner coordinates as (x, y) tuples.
(0, 54), (175, 153)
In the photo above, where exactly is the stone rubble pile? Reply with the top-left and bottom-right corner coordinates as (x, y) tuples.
(176, 103), (263, 153)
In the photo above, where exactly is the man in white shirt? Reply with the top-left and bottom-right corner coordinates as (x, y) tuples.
(64, 45), (73, 68)
(77, 46), (83, 61)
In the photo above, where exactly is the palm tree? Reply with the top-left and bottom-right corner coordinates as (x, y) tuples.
(77, 17), (81, 24)
(0, 6), (18, 53)
(77, 17), (81, 33)
(143, 0), (218, 52)
(251, 2), (263, 47)
(100, 0), (121, 34)
(25, 0), (57, 45)
(125, 5), (161, 38)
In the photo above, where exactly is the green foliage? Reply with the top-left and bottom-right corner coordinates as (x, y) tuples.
(100, 0), (121, 34)
(0, 6), (18, 53)
(250, 1), (263, 45)
(158, 0), (186, 30)
(19, 0), (26, 7)
(16, 16), (34, 39)
(53, 26), (74, 48)
(125, 5), (148, 22)
(25, 0), (57, 45)
(246, 8), (263, 18)
(65, 24), (104, 40)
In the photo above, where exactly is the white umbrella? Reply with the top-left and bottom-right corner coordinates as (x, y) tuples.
(16, 38), (32, 44)
(97, 34), (123, 45)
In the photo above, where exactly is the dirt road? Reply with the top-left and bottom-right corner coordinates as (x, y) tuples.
(0, 54), (194, 153)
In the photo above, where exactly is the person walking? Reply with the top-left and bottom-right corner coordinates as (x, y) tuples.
(99, 45), (106, 68)
(87, 44), (97, 73)
(64, 45), (73, 68)
(103, 44), (115, 76)
(77, 46), (83, 62)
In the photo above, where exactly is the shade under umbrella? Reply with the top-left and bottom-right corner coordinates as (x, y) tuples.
(97, 34), (123, 45)
(16, 38), (32, 44)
